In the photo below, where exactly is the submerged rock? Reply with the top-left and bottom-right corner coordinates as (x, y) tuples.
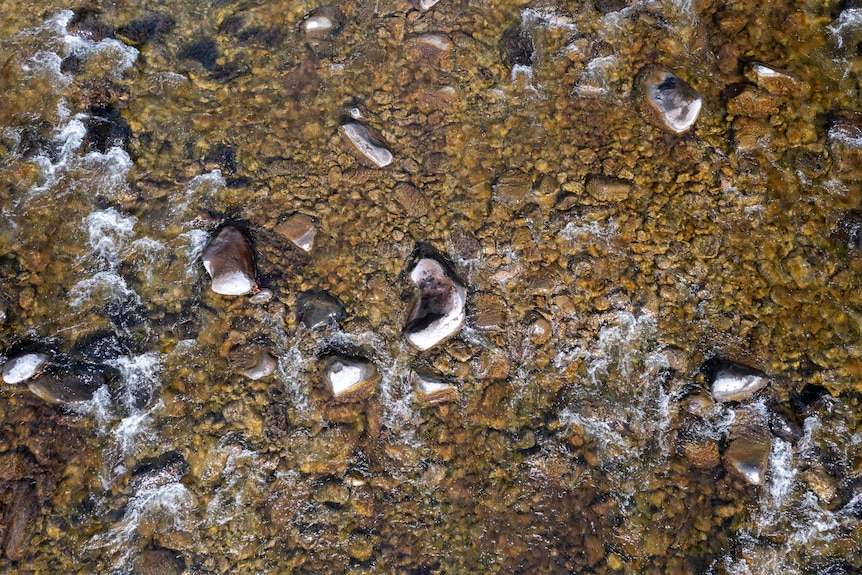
(249, 288), (274, 304)
(723, 433), (771, 485)
(744, 62), (809, 97)
(202, 225), (256, 296)
(2, 352), (51, 384)
(230, 346), (277, 380)
(135, 548), (186, 575)
(297, 291), (345, 329)
(404, 256), (466, 351)
(413, 369), (458, 405)
(322, 355), (379, 401)
(340, 122), (393, 168)
(710, 361), (769, 402)
(28, 364), (105, 404)
(639, 65), (702, 134)
(300, 5), (342, 40)
(275, 212), (317, 253)
(585, 174), (632, 203)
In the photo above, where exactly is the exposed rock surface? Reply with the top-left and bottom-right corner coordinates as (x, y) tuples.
(639, 65), (702, 134)
(413, 369), (457, 404)
(322, 355), (378, 401)
(275, 213), (316, 253)
(404, 255), (466, 351)
(340, 122), (392, 168)
(2, 352), (50, 384)
(202, 225), (256, 296)
(297, 291), (345, 329)
(710, 361), (769, 402)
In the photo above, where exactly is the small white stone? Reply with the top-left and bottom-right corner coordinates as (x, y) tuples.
(238, 350), (277, 380)
(413, 370), (457, 404)
(340, 122), (393, 168)
(3, 353), (50, 384)
(419, 0), (441, 10)
(303, 15), (335, 35)
(249, 288), (274, 304)
(711, 362), (769, 402)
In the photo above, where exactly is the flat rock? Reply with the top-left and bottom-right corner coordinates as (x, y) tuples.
(340, 122), (392, 168)
(727, 87), (782, 117)
(744, 63), (809, 97)
(585, 174), (632, 203)
(710, 361), (769, 402)
(275, 213), (316, 253)
(202, 225), (256, 296)
(3, 352), (50, 384)
(494, 170), (532, 204)
(404, 256), (466, 351)
(3, 481), (37, 561)
(640, 65), (702, 134)
(322, 355), (379, 401)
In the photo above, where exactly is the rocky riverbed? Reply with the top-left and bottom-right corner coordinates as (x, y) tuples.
(1, 0), (862, 573)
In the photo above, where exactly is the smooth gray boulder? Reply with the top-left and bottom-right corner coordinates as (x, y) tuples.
(202, 225), (256, 296)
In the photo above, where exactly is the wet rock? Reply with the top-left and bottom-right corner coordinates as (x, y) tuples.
(726, 87), (782, 117)
(3, 352), (50, 384)
(413, 369), (458, 405)
(494, 170), (532, 204)
(0, 451), (32, 481)
(300, 6), (342, 41)
(230, 346), (277, 380)
(275, 213), (317, 253)
(28, 364), (105, 404)
(744, 63), (810, 97)
(297, 291), (345, 329)
(68, 9), (114, 42)
(419, 0), (441, 9)
(313, 480), (350, 505)
(179, 38), (219, 71)
(134, 548), (186, 575)
(639, 65), (702, 134)
(526, 312), (553, 345)
(791, 382), (830, 416)
(786, 148), (829, 179)
(801, 467), (839, 506)
(131, 452), (189, 491)
(249, 288), (274, 304)
(340, 122), (393, 168)
(710, 361), (769, 402)
(116, 14), (176, 44)
(767, 403), (804, 443)
(680, 439), (721, 469)
(595, 0), (632, 13)
(322, 355), (379, 401)
(406, 33), (453, 60)
(723, 423), (771, 486)
(404, 255), (466, 351)
(501, 23), (533, 68)
(585, 174), (632, 203)
(202, 225), (256, 296)
(470, 293), (507, 330)
(3, 481), (37, 561)
(86, 108), (132, 154)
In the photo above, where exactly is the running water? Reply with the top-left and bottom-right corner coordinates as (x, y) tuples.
(1, 2), (862, 573)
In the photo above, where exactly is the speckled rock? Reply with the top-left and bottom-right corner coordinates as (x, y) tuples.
(639, 65), (702, 134)
(710, 361), (769, 402)
(2, 352), (50, 384)
(202, 225), (256, 296)
(744, 63), (810, 97)
(404, 255), (466, 351)
(134, 548), (186, 575)
(585, 174), (632, 203)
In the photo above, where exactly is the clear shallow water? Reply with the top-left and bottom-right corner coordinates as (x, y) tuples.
(0, 1), (861, 573)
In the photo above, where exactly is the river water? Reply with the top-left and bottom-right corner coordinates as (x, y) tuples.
(0, 0), (861, 573)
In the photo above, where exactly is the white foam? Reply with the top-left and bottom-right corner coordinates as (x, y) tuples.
(108, 352), (162, 411)
(68, 270), (139, 308)
(85, 208), (137, 262)
(829, 8), (862, 48)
